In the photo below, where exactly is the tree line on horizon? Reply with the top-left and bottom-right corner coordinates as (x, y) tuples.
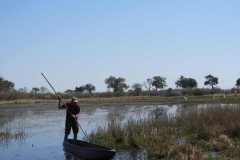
(63, 74), (240, 96)
(1, 74), (240, 99)
(69, 74), (238, 94)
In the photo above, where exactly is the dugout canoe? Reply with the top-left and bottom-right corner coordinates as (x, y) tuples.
(63, 139), (116, 160)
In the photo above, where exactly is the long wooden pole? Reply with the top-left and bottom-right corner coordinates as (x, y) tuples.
(41, 72), (88, 138)
(41, 73), (57, 95)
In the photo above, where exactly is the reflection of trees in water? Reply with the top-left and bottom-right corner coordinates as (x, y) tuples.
(0, 109), (28, 129)
(0, 105), (61, 127)
(173, 103), (240, 117)
(179, 103), (198, 115)
(80, 106), (98, 116)
(150, 103), (200, 118)
(149, 107), (167, 119)
(106, 106), (132, 123)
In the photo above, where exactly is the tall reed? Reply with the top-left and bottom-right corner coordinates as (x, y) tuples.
(89, 104), (240, 159)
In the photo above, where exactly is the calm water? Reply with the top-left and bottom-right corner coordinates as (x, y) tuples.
(0, 103), (231, 160)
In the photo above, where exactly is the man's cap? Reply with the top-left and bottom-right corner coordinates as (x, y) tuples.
(71, 97), (78, 103)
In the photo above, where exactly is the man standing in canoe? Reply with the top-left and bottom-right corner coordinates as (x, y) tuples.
(58, 96), (80, 140)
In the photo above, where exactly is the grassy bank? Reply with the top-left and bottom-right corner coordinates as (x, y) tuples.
(1, 94), (240, 106)
(88, 104), (240, 159)
(0, 99), (34, 105)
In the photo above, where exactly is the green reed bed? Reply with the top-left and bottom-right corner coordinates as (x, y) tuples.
(88, 105), (240, 160)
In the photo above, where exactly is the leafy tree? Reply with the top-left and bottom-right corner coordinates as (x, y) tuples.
(0, 77), (15, 92)
(152, 76), (167, 91)
(65, 89), (74, 94)
(85, 83), (96, 95)
(32, 87), (40, 95)
(166, 88), (173, 96)
(105, 76), (116, 91)
(132, 83), (142, 96)
(204, 74), (218, 89)
(175, 76), (198, 88)
(105, 76), (128, 94)
(75, 84), (96, 95)
(236, 78), (240, 89)
(75, 86), (86, 93)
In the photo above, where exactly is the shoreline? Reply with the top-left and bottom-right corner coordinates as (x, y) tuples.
(0, 94), (240, 107)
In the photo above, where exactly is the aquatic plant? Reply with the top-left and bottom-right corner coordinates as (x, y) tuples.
(89, 104), (240, 159)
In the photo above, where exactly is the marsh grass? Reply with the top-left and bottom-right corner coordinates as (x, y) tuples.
(0, 99), (34, 105)
(89, 104), (240, 159)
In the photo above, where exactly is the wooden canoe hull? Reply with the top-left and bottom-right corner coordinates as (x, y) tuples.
(63, 139), (116, 160)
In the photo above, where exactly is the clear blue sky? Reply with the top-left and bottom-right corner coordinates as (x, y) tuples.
(1, 0), (240, 92)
